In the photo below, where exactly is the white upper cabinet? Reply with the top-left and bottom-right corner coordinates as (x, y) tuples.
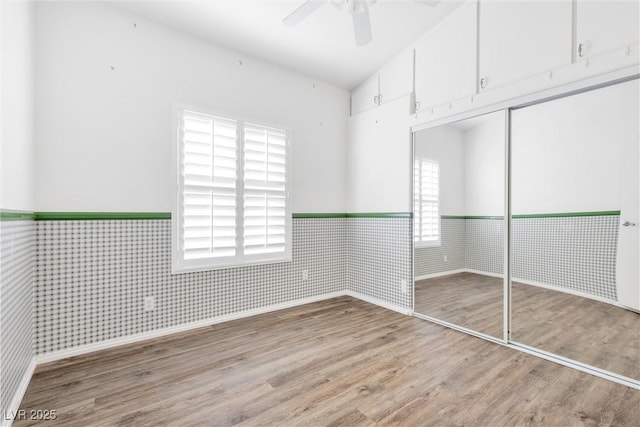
(414, 1), (477, 110)
(576, 0), (639, 60)
(378, 49), (414, 105)
(478, 0), (572, 91)
(351, 75), (380, 115)
(351, 49), (413, 115)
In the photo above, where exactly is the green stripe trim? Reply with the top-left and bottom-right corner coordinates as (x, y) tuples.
(442, 211), (620, 220)
(35, 212), (172, 221)
(512, 210), (620, 219)
(442, 215), (503, 220)
(293, 212), (412, 219)
(5, 210), (618, 221)
(292, 213), (348, 218)
(346, 212), (412, 218)
(0, 210), (36, 221)
(20, 212), (414, 221)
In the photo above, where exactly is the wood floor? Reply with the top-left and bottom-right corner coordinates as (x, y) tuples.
(16, 296), (640, 426)
(415, 272), (504, 338)
(415, 272), (640, 380)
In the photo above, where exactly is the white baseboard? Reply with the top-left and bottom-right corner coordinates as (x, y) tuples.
(415, 269), (467, 281)
(464, 268), (503, 279)
(344, 290), (413, 315)
(512, 277), (620, 307)
(35, 291), (346, 364)
(2, 357), (36, 427)
(33, 288), (416, 363)
(12, 288), (410, 420)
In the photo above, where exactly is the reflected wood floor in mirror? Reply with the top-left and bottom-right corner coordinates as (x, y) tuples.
(16, 297), (640, 426)
(415, 272), (640, 380)
(415, 273), (504, 338)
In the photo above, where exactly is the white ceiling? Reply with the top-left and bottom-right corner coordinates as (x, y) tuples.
(112, 0), (464, 90)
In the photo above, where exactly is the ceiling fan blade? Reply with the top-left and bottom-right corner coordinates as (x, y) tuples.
(283, 0), (324, 27)
(352, 4), (372, 46)
(415, 0), (441, 6)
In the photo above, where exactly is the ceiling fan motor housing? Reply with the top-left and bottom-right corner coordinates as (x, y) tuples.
(332, 0), (378, 14)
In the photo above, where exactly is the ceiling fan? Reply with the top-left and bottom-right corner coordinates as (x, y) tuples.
(283, 0), (441, 47)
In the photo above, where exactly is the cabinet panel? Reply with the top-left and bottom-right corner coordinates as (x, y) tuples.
(415, 1), (477, 109)
(478, 0), (572, 91)
(347, 97), (411, 212)
(351, 75), (379, 115)
(576, 0), (639, 59)
(379, 49), (414, 105)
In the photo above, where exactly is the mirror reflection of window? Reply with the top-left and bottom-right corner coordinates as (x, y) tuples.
(414, 157), (440, 247)
(413, 110), (505, 340)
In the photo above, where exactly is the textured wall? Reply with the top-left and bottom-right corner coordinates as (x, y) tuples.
(512, 215), (618, 301)
(35, 218), (347, 355)
(347, 217), (412, 311)
(414, 218), (465, 277)
(0, 220), (35, 421)
(465, 219), (504, 275)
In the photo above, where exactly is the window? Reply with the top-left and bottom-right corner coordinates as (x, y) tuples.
(414, 157), (440, 247)
(173, 107), (291, 273)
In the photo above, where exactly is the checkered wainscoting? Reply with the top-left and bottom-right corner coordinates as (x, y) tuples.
(465, 219), (504, 276)
(416, 215), (619, 301)
(512, 215), (619, 301)
(415, 218), (465, 277)
(35, 218), (346, 355)
(0, 220), (35, 418)
(348, 218), (412, 311)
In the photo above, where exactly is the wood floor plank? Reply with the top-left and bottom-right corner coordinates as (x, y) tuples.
(14, 296), (640, 426)
(415, 272), (640, 380)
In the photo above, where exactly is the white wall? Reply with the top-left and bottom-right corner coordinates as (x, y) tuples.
(414, 126), (465, 215)
(1, 1), (35, 211)
(463, 112), (505, 216)
(34, 2), (349, 213)
(347, 96), (412, 212)
(511, 79), (639, 214)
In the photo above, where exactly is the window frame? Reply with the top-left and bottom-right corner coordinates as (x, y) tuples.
(414, 156), (441, 248)
(171, 104), (292, 274)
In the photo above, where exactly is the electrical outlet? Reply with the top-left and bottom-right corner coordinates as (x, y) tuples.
(302, 270), (309, 281)
(443, 255), (448, 262)
(144, 296), (155, 312)
(401, 280), (407, 294)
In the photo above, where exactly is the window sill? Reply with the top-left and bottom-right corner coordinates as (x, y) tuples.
(172, 255), (292, 275)
(415, 242), (441, 249)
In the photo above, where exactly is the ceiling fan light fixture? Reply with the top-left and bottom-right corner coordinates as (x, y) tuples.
(284, 0), (382, 47)
(332, 0), (378, 14)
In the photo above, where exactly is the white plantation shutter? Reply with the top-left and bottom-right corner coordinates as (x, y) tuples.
(174, 108), (291, 272)
(414, 157), (440, 246)
(243, 124), (288, 259)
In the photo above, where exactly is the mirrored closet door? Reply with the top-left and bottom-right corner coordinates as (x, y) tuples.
(510, 78), (639, 381)
(413, 110), (506, 340)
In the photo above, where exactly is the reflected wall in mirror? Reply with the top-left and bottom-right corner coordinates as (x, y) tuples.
(414, 110), (505, 339)
(511, 78), (639, 381)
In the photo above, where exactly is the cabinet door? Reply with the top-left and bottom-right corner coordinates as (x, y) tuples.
(415, 1), (477, 110)
(378, 49), (414, 106)
(478, 0), (572, 91)
(351, 75), (379, 115)
(576, 0), (639, 59)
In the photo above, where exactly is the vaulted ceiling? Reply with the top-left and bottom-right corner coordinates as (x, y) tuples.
(113, 0), (464, 90)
